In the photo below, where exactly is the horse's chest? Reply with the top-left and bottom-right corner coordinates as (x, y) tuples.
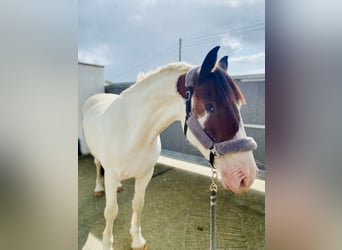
(102, 136), (161, 180)
(120, 143), (161, 179)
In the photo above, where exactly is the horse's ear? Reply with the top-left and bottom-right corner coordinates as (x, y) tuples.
(199, 46), (220, 79)
(218, 56), (228, 71)
(176, 74), (187, 99)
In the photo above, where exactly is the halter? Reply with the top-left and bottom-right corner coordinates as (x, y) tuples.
(183, 67), (257, 166)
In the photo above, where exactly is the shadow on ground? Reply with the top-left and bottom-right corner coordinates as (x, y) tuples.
(79, 155), (264, 250)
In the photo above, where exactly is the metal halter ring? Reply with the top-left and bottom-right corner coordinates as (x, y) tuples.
(210, 147), (219, 158)
(185, 90), (192, 101)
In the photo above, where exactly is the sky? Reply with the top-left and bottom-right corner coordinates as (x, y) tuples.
(78, 0), (264, 82)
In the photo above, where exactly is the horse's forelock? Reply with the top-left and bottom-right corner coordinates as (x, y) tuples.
(214, 68), (245, 105)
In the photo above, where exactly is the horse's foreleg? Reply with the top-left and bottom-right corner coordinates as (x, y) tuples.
(102, 169), (119, 250)
(130, 168), (154, 250)
(94, 158), (105, 197)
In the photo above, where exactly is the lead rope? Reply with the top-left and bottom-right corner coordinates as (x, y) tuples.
(183, 68), (217, 249)
(209, 152), (217, 250)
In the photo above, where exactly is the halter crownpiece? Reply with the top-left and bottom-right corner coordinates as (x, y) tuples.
(185, 66), (199, 88)
(183, 67), (257, 163)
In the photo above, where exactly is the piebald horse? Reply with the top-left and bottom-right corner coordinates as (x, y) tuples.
(82, 46), (258, 250)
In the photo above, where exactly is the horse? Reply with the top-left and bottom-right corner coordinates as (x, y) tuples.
(82, 46), (258, 250)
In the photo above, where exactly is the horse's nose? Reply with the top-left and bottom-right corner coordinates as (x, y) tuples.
(235, 173), (254, 193)
(234, 176), (248, 193)
(239, 176), (247, 189)
(219, 156), (258, 194)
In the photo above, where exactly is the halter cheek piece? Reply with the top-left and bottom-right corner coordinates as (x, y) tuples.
(183, 67), (257, 166)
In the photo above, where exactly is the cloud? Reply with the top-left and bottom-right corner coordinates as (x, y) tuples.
(78, 43), (111, 65)
(133, 14), (142, 22)
(220, 35), (241, 51)
(230, 52), (265, 63)
(141, 0), (157, 6)
(223, 0), (263, 7)
(223, 0), (242, 8)
(190, 0), (262, 8)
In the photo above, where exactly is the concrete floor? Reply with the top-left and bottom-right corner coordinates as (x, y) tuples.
(79, 155), (264, 250)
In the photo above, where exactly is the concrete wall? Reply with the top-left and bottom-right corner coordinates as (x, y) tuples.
(105, 74), (265, 169)
(78, 62), (104, 154)
(235, 75), (265, 169)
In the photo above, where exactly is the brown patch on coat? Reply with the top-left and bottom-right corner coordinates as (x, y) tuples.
(192, 67), (245, 142)
(176, 74), (186, 98)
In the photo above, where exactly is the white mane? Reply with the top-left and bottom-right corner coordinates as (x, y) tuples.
(135, 62), (192, 84)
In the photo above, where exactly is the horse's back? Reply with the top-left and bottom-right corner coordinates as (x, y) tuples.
(82, 93), (119, 116)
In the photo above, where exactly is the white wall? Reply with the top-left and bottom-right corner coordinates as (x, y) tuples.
(78, 62), (104, 154)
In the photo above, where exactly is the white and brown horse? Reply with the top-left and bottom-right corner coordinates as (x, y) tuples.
(82, 46), (258, 250)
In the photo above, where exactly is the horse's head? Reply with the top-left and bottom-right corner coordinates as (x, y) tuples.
(177, 46), (258, 194)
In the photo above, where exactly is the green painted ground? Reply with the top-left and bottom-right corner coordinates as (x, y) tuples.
(79, 155), (264, 250)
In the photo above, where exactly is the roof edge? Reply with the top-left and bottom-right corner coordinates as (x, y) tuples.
(78, 62), (104, 68)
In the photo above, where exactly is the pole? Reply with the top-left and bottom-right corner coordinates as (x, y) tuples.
(179, 38), (182, 61)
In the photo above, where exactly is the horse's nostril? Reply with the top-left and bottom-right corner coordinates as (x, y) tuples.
(240, 177), (247, 188)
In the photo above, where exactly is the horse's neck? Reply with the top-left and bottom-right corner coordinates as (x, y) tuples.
(121, 67), (188, 144)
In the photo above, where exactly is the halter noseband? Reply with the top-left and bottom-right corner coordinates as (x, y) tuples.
(183, 67), (257, 166)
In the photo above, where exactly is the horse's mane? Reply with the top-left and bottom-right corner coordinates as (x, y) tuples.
(214, 67), (246, 105)
(130, 63), (245, 106)
(135, 63), (192, 84)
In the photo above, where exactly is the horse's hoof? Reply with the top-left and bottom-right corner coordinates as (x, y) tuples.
(117, 186), (124, 192)
(132, 244), (148, 250)
(94, 190), (105, 197)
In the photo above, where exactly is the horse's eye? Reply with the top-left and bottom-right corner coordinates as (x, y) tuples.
(205, 103), (215, 113)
